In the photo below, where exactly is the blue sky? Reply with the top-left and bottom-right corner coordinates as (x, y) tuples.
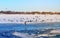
(0, 0), (60, 12)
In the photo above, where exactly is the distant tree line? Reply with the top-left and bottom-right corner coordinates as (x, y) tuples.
(0, 11), (60, 14)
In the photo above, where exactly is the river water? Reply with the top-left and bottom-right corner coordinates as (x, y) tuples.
(0, 23), (60, 38)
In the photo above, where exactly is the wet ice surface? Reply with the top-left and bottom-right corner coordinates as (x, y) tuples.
(0, 23), (60, 38)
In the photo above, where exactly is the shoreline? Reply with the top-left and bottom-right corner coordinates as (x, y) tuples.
(0, 22), (60, 24)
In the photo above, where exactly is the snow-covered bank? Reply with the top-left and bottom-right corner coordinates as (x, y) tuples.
(0, 14), (60, 24)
